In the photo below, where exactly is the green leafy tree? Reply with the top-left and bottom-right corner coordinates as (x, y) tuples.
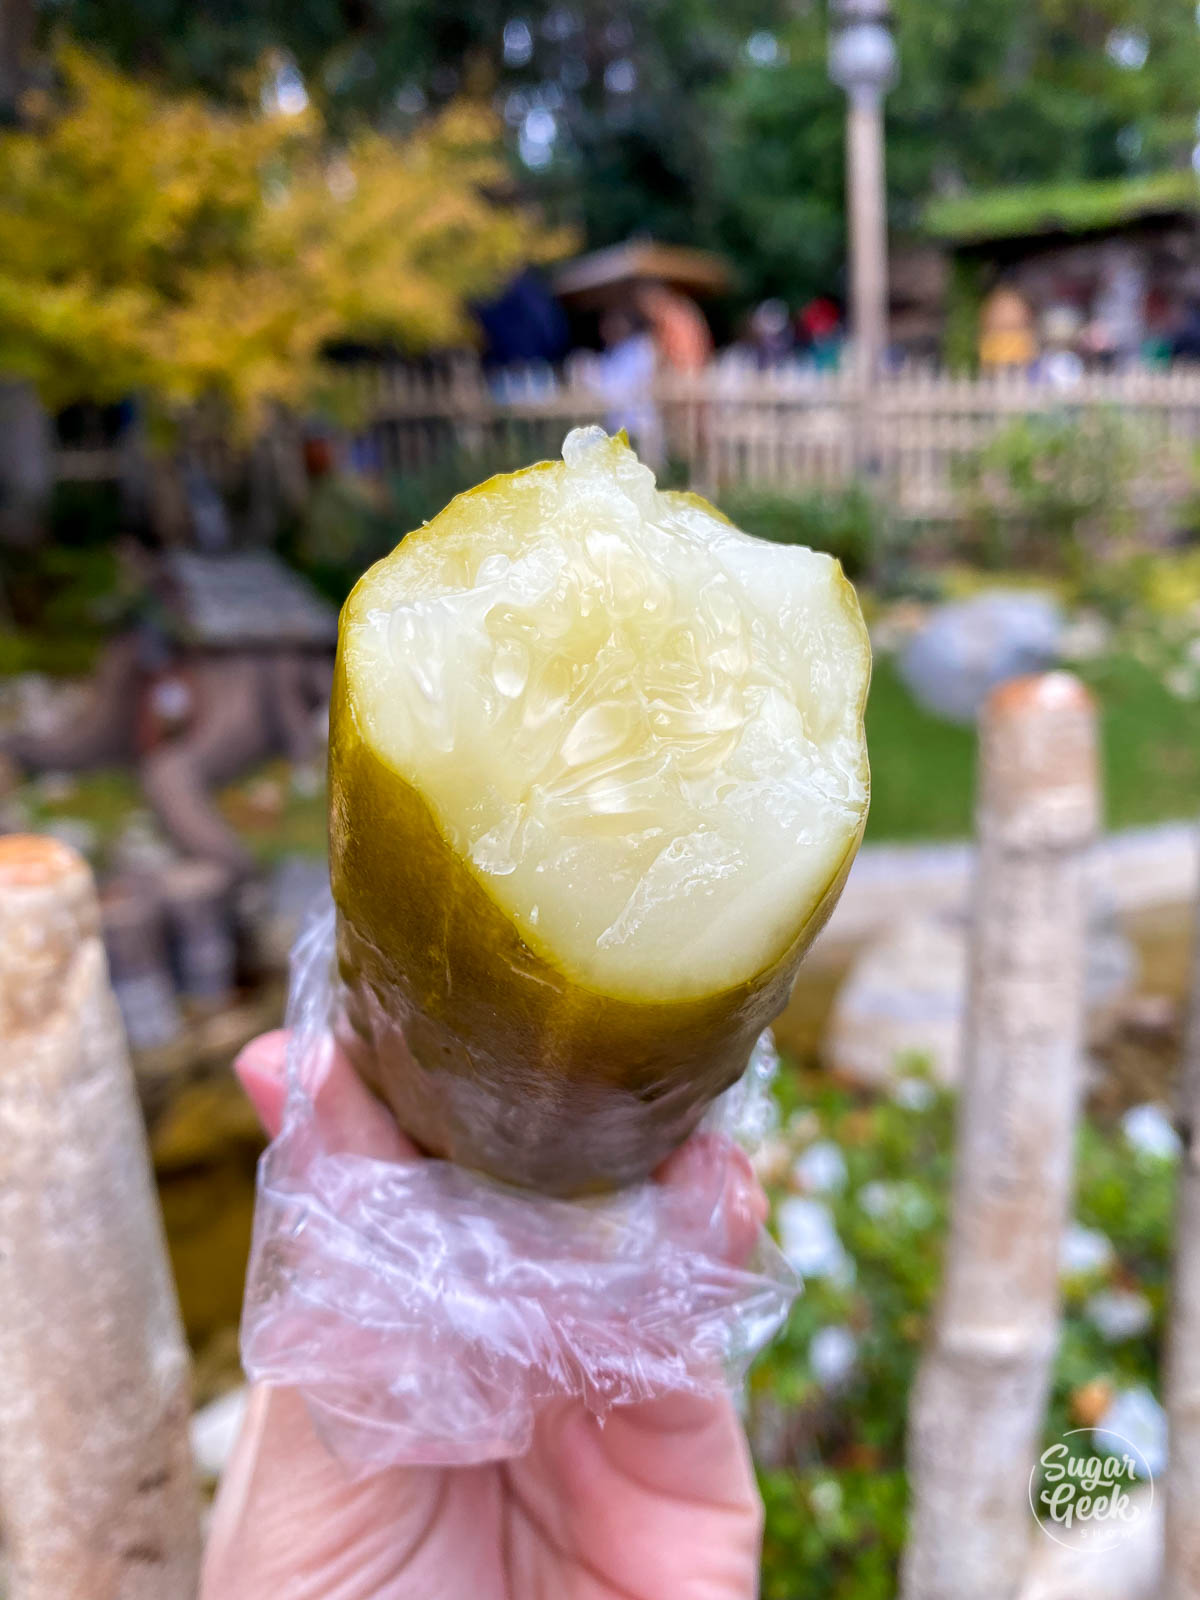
(39, 0), (1200, 312)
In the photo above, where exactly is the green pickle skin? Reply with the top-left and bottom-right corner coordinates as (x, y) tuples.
(330, 655), (866, 1197)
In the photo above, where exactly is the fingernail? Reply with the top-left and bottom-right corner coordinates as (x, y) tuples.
(233, 1033), (289, 1138)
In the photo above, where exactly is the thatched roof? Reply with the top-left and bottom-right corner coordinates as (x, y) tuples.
(926, 171), (1200, 248)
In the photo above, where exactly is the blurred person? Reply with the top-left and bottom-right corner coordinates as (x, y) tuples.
(748, 297), (793, 368)
(1141, 287), (1174, 368)
(1079, 314), (1119, 370)
(797, 296), (842, 373)
(593, 303), (662, 464)
(1036, 304), (1084, 388)
(1169, 298), (1200, 363)
(476, 267), (570, 369)
(200, 1031), (765, 1600)
(978, 284), (1036, 372)
(637, 282), (713, 374)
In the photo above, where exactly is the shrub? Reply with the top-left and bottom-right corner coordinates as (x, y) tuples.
(955, 410), (1138, 576)
(718, 483), (881, 579)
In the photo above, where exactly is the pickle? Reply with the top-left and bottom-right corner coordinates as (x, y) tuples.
(330, 427), (870, 1195)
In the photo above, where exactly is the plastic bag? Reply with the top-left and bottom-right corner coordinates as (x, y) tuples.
(240, 895), (799, 1471)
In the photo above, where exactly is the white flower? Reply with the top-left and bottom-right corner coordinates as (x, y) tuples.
(810, 1478), (843, 1519)
(1085, 1288), (1154, 1343)
(776, 1197), (853, 1282)
(892, 1076), (936, 1112)
(1122, 1103), (1181, 1161)
(810, 1324), (858, 1388)
(858, 1180), (936, 1229)
(1059, 612), (1112, 663)
(1163, 665), (1199, 700)
(1059, 1222), (1115, 1278)
(792, 1140), (848, 1195)
(1095, 1386), (1166, 1478)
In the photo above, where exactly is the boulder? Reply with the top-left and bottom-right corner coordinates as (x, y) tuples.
(899, 591), (1063, 723)
(822, 914), (966, 1088)
(824, 908), (1137, 1090)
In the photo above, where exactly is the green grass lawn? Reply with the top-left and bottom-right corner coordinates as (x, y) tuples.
(865, 653), (1200, 842)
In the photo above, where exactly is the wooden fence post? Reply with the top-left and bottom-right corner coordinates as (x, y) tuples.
(0, 836), (201, 1598)
(901, 673), (1099, 1600)
(1164, 826), (1200, 1599)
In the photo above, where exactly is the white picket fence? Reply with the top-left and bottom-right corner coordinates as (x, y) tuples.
(354, 361), (1200, 518)
(57, 362), (1200, 522)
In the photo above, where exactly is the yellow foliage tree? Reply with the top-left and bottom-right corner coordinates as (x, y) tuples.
(0, 48), (566, 420)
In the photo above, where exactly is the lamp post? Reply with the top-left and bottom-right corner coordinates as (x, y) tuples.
(829, 0), (897, 390)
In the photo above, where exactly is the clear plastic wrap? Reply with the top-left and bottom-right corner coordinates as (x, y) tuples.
(240, 896), (799, 1471)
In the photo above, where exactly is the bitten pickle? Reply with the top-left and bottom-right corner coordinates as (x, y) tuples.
(330, 428), (870, 1195)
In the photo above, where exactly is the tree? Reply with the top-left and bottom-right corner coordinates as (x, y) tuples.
(0, 45), (563, 419)
(0, 0), (34, 118)
(37, 0), (1200, 315)
(709, 0), (1200, 306)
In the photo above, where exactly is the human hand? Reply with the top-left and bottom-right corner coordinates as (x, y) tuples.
(201, 1030), (766, 1600)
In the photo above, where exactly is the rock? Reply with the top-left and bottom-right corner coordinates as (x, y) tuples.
(190, 1387), (248, 1484)
(247, 855), (332, 974)
(35, 769), (76, 804)
(898, 591), (1063, 723)
(162, 859), (237, 1004)
(816, 822), (1197, 967)
(1058, 609), (1114, 664)
(1086, 918), (1140, 1033)
(822, 914), (966, 1089)
(101, 878), (182, 1052)
(824, 910), (1138, 1091)
(110, 811), (180, 878)
(7, 674), (90, 742)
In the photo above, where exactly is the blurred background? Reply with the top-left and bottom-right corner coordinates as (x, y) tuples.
(0, 1), (1199, 1594)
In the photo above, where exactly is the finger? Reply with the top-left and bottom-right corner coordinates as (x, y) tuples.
(512, 1391), (762, 1599)
(233, 1030), (291, 1137)
(234, 1029), (415, 1162)
(654, 1130), (769, 1267)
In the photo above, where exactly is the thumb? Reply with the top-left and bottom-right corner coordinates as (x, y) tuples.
(233, 1027), (416, 1161)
